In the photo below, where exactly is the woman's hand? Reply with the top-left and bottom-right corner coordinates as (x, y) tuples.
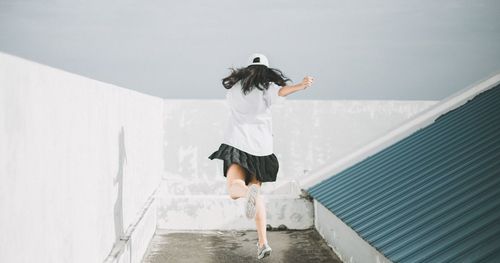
(301, 76), (314, 89)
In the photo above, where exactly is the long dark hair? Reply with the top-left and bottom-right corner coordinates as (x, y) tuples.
(222, 65), (291, 95)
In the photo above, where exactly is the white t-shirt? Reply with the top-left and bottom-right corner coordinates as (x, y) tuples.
(222, 81), (286, 156)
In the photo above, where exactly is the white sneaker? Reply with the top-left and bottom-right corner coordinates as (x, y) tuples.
(245, 184), (259, 219)
(257, 242), (272, 259)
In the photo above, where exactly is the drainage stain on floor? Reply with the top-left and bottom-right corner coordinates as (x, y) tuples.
(142, 229), (342, 263)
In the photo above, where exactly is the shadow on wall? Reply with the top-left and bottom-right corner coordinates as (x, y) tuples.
(114, 126), (127, 242)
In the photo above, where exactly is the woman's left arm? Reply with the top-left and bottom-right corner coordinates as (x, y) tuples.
(278, 76), (314, 97)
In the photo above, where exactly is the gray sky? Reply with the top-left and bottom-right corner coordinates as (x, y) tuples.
(1, 0), (499, 100)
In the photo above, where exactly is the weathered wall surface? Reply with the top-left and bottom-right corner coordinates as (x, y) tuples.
(159, 99), (436, 230)
(0, 52), (164, 263)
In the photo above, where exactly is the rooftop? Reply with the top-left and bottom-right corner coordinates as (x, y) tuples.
(3, 52), (499, 263)
(142, 229), (341, 263)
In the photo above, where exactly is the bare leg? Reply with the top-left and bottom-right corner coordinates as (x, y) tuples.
(226, 165), (267, 246)
(226, 163), (248, 200)
(249, 176), (267, 247)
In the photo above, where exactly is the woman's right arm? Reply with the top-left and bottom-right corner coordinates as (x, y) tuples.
(278, 76), (314, 97)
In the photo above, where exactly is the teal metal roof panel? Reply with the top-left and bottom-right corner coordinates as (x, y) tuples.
(308, 85), (500, 263)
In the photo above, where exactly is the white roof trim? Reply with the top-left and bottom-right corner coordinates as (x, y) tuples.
(301, 72), (500, 190)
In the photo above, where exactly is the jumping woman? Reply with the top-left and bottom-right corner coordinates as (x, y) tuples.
(208, 53), (314, 260)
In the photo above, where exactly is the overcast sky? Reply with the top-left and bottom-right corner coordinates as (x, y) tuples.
(1, 0), (499, 100)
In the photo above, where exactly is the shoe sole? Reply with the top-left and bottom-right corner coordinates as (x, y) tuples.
(246, 185), (258, 219)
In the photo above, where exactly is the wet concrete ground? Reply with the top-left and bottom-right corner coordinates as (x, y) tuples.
(142, 229), (342, 263)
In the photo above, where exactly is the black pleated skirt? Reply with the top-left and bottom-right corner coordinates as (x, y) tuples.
(208, 143), (279, 185)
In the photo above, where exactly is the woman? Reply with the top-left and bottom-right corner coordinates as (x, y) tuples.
(208, 53), (314, 260)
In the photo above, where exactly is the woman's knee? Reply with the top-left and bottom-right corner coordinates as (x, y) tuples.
(227, 182), (240, 199)
(226, 181), (240, 198)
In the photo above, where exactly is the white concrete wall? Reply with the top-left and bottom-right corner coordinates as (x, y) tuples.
(159, 99), (436, 230)
(315, 200), (392, 263)
(0, 52), (164, 263)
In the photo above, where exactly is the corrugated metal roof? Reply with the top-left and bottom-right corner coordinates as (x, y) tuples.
(308, 84), (500, 263)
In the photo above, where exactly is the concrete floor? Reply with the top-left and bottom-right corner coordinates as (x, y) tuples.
(142, 229), (342, 263)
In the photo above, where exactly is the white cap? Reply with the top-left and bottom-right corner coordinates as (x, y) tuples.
(247, 53), (269, 67)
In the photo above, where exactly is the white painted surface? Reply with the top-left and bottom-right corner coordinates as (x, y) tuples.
(104, 189), (159, 263)
(301, 72), (500, 189)
(0, 52), (164, 263)
(159, 98), (435, 230)
(157, 194), (313, 230)
(314, 200), (392, 263)
(162, 99), (436, 195)
(104, 197), (158, 263)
